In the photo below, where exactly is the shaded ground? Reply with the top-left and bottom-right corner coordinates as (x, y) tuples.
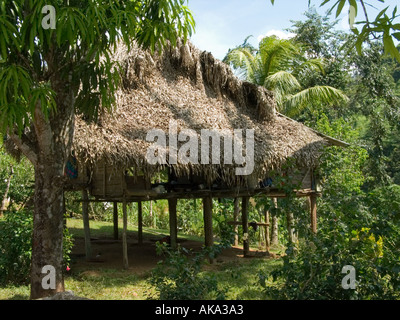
(69, 233), (275, 275)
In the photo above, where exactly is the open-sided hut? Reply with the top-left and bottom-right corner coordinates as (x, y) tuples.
(66, 40), (347, 266)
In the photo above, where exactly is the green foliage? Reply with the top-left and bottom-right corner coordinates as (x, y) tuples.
(259, 177), (400, 299)
(0, 145), (34, 206)
(178, 199), (204, 236)
(0, 209), (32, 285)
(147, 242), (227, 300)
(224, 35), (348, 117)
(0, 0), (195, 132)
(351, 44), (399, 187)
(257, 116), (399, 299)
(270, 0), (400, 62)
(0, 209), (74, 286)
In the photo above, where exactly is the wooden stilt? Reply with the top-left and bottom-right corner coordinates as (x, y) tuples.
(138, 201), (143, 245)
(264, 207), (270, 251)
(122, 198), (128, 269)
(203, 197), (214, 248)
(168, 198), (178, 249)
(62, 191), (67, 229)
(113, 202), (119, 240)
(310, 194), (317, 234)
(82, 189), (92, 260)
(242, 197), (250, 257)
(233, 198), (240, 247)
(203, 197), (214, 264)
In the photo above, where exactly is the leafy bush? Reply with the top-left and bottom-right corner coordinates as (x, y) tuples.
(258, 141), (400, 300)
(0, 146), (34, 209)
(0, 209), (32, 285)
(147, 242), (228, 300)
(0, 210), (74, 286)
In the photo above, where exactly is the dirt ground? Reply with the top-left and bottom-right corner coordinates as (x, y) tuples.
(69, 234), (274, 275)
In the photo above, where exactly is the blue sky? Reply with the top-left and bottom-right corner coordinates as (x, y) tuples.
(188, 0), (399, 60)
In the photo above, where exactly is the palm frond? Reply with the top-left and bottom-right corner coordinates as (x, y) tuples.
(284, 86), (349, 117)
(293, 58), (326, 77)
(224, 47), (257, 81)
(259, 36), (300, 77)
(264, 71), (301, 107)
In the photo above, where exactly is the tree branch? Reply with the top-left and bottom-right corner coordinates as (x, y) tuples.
(9, 132), (38, 165)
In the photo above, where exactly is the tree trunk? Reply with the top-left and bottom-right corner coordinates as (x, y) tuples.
(0, 166), (13, 216)
(30, 158), (66, 299)
(28, 75), (75, 299)
(270, 198), (279, 246)
(286, 211), (296, 244)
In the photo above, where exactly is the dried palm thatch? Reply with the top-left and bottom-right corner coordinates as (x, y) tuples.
(72, 39), (340, 188)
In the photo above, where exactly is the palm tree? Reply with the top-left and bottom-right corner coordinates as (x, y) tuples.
(224, 36), (348, 117)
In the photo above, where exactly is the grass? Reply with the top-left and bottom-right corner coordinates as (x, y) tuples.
(0, 218), (283, 300)
(67, 218), (206, 243)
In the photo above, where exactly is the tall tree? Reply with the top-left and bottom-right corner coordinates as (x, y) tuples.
(0, 0), (195, 299)
(270, 0), (400, 62)
(224, 36), (348, 117)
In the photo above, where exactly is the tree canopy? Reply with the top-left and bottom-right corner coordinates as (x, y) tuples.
(270, 0), (400, 62)
(224, 35), (348, 117)
(0, 0), (195, 299)
(0, 0), (195, 136)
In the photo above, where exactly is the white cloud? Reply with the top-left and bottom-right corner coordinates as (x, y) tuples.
(257, 29), (295, 42)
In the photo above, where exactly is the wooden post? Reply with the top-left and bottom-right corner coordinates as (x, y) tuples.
(138, 201), (143, 245)
(203, 197), (214, 264)
(233, 198), (240, 247)
(122, 198), (128, 269)
(62, 191), (67, 229)
(203, 197), (213, 248)
(82, 189), (92, 260)
(264, 206), (270, 251)
(310, 194), (317, 234)
(242, 197), (250, 257)
(149, 200), (154, 228)
(168, 198), (178, 249)
(113, 202), (119, 240)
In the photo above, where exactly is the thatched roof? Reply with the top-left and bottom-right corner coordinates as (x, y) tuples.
(72, 40), (342, 186)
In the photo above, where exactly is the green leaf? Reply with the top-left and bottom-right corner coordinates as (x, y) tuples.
(336, 0), (346, 18)
(393, 32), (400, 41)
(383, 33), (400, 62)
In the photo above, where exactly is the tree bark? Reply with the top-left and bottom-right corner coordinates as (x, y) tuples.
(30, 157), (66, 299)
(0, 166), (13, 216)
(28, 74), (75, 299)
(310, 194), (318, 234)
(286, 211), (296, 244)
(270, 198), (279, 246)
